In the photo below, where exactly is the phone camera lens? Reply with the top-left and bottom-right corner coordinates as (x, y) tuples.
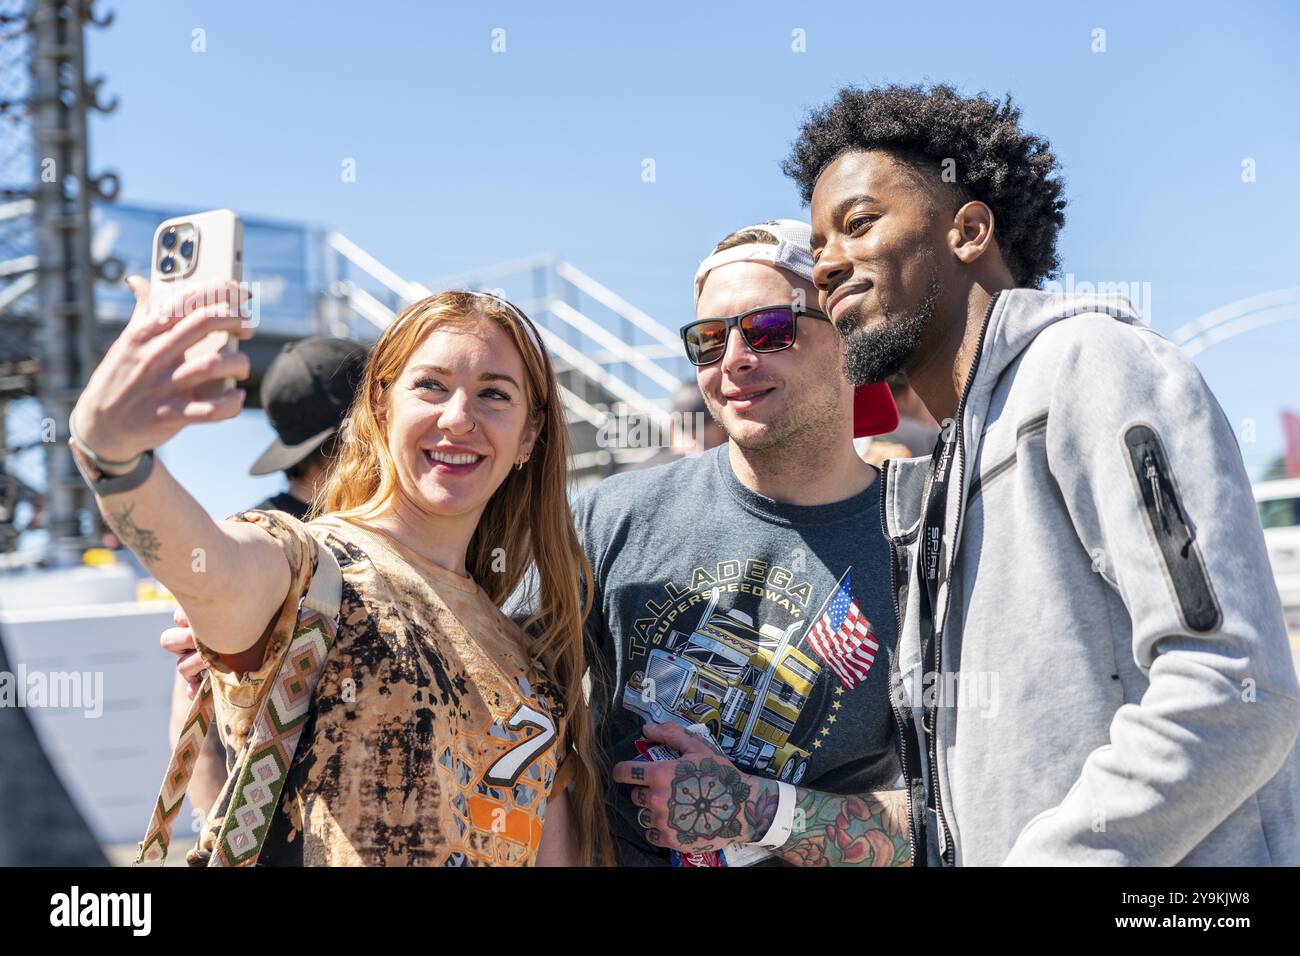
(179, 239), (194, 258)
(161, 228), (178, 250)
(160, 255), (176, 274)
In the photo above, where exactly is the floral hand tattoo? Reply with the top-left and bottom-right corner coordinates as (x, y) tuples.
(667, 757), (751, 845)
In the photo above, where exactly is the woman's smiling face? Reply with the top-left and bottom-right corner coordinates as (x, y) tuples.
(384, 316), (539, 521)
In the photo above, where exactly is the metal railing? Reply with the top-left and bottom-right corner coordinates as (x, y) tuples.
(84, 204), (690, 442)
(323, 231), (693, 438)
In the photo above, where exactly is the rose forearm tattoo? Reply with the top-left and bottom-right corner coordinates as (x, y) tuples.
(778, 787), (912, 867)
(105, 502), (162, 565)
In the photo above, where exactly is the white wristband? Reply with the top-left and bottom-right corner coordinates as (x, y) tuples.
(751, 781), (796, 849)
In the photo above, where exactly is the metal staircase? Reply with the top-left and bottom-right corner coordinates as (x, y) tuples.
(321, 233), (693, 480)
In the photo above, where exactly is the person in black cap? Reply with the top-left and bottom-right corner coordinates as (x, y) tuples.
(247, 336), (369, 518)
(164, 336), (367, 825)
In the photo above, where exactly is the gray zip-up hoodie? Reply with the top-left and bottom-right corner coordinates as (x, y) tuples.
(880, 288), (1300, 866)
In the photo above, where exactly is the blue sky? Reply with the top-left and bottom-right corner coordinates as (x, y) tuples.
(84, 0), (1300, 517)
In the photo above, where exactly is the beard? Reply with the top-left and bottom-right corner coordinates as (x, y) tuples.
(836, 275), (941, 387)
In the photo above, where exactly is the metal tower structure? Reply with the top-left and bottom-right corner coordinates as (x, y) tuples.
(0, 0), (117, 566)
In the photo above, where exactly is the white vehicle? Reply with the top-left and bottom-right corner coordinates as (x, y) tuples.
(1254, 477), (1300, 609)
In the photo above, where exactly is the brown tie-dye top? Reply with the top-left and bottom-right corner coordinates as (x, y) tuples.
(190, 510), (567, 867)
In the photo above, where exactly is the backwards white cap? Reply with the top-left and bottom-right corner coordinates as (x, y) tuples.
(693, 219), (815, 306)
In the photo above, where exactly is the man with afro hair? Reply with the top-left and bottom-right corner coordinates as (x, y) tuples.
(785, 83), (1300, 866)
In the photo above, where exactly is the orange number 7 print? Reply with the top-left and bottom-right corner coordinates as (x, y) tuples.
(484, 703), (557, 787)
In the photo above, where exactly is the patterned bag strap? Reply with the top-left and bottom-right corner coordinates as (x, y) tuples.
(134, 538), (343, 866)
(134, 677), (216, 864)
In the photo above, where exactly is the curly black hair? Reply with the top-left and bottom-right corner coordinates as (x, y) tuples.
(782, 83), (1066, 288)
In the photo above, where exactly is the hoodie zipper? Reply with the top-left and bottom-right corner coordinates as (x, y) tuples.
(924, 292), (1001, 866)
(879, 461), (921, 865)
(1124, 425), (1222, 633)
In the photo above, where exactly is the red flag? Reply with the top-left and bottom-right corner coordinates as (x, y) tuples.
(1283, 410), (1300, 478)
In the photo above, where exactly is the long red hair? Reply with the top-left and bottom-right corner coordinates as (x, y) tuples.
(317, 291), (612, 866)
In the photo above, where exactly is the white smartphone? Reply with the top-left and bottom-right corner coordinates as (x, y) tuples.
(149, 209), (244, 402)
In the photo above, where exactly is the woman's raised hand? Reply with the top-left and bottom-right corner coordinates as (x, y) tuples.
(70, 275), (254, 461)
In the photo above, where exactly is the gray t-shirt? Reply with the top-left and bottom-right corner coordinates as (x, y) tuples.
(575, 445), (901, 866)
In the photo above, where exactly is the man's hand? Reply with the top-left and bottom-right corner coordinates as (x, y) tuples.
(160, 605), (205, 699)
(611, 722), (778, 853)
(612, 722), (913, 865)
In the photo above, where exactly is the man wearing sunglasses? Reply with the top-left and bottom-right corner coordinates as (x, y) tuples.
(788, 83), (1300, 866)
(584, 219), (923, 866)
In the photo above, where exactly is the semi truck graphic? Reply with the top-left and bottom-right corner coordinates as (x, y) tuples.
(623, 587), (818, 784)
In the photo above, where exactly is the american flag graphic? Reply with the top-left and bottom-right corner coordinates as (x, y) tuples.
(803, 573), (878, 690)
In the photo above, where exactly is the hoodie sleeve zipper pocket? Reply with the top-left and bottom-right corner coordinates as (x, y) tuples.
(1124, 424), (1223, 633)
